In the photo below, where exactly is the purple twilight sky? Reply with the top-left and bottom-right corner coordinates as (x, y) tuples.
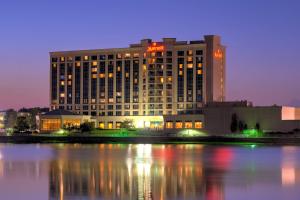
(0, 0), (299, 110)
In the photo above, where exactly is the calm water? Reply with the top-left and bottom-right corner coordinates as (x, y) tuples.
(0, 144), (300, 200)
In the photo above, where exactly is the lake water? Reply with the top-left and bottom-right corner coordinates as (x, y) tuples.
(0, 144), (300, 200)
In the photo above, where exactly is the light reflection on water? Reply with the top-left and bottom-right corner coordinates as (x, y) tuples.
(0, 144), (300, 200)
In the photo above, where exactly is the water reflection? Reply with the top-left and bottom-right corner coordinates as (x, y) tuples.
(48, 144), (231, 200)
(0, 144), (300, 199)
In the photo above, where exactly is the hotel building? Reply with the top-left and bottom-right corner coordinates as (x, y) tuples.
(49, 35), (226, 129)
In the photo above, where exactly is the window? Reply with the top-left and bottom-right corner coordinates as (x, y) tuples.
(196, 50), (203, 55)
(108, 122), (113, 129)
(185, 122), (193, 128)
(116, 122), (121, 129)
(99, 122), (104, 129)
(99, 55), (106, 60)
(175, 122), (183, 129)
(41, 119), (61, 131)
(195, 121), (203, 129)
(177, 51), (184, 56)
(84, 56), (89, 61)
(166, 51), (172, 57)
(108, 54), (114, 60)
(166, 122), (173, 129)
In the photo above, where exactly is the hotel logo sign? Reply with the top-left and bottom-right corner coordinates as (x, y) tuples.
(214, 49), (223, 59)
(147, 42), (164, 52)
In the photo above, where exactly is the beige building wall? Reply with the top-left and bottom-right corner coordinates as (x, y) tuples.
(204, 106), (300, 135)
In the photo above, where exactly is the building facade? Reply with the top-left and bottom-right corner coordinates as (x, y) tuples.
(50, 35), (225, 129)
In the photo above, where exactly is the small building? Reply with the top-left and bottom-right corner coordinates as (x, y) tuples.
(39, 110), (95, 132)
(0, 111), (6, 131)
(203, 102), (300, 135)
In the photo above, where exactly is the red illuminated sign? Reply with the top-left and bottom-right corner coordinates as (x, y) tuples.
(214, 49), (223, 59)
(147, 42), (164, 52)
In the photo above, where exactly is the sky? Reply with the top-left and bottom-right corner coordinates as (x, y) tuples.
(0, 0), (299, 110)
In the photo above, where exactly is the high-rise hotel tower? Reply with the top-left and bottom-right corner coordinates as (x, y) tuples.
(50, 35), (225, 129)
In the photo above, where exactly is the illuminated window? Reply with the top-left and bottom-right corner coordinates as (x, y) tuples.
(125, 73), (129, 78)
(187, 50), (193, 55)
(68, 75), (72, 79)
(92, 68), (97, 72)
(125, 53), (131, 58)
(197, 63), (202, 68)
(116, 122), (121, 129)
(76, 62), (81, 67)
(133, 53), (139, 58)
(60, 81), (65, 86)
(68, 57), (73, 61)
(187, 64), (193, 68)
(179, 64), (183, 69)
(175, 122), (183, 129)
(60, 93), (65, 98)
(92, 74), (97, 79)
(168, 77), (172, 82)
(99, 122), (104, 129)
(108, 73), (113, 78)
(60, 57), (65, 62)
(143, 65), (147, 71)
(84, 56), (89, 60)
(91, 99), (96, 103)
(151, 52), (155, 57)
(63, 119), (81, 128)
(108, 98), (114, 103)
(68, 81), (72, 86)
(197, 69), (202, 75)
(185, 122), (193, 128)
(160, 77), (164, 83)
(134, 78), (138, 84)
(117, 66), (121, 71)
(179, 71), (183, 76)
(92, 61), (97, 66)
(108, 122), (113, 129)
(99, 73), (105, 78)
(117, 54), (122, 59)
(52, 63), (57, 68)
(187, 56), (193, 62)
(195, 121), (203, 129)
(166, 122), (173, 129)
(41, 119), (61, 131)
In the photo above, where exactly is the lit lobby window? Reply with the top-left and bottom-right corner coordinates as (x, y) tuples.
(99, 122), (104, 129)
(166, 122), (173, 129)
(185, 122), (193, 128)
(41, 119), (61, 131)
(175, 122), (183, 129)
(108, 122), (113, 129)
(116, 122), (121, 129)
(195, 121), (203, 129)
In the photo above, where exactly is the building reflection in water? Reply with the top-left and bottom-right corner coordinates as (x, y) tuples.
(281, 146), (297, 187)
(49, 144), (233, 200)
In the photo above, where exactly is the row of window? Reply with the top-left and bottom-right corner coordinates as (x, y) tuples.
(165, 121), (203, 129)
(51, 50), (204, 62)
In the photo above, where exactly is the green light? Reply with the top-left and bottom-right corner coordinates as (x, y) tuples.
(178, 129), (207, 137)
(242, 129), (263, 138)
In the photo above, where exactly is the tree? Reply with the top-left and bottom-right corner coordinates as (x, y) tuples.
(80, 122), (94, 133)
(230, 113), (238, 133)
(238, 121), (244, 132)
(120, 119), (135, 129)
(5, 109), (17, 129)
(14, 116), (30, 132)
(255, 123), (260, 131)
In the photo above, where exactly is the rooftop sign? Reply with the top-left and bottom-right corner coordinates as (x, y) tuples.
(147, 42), (164, 52)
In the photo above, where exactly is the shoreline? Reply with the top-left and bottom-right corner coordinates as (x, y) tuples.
(1, 135), (300, 145)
